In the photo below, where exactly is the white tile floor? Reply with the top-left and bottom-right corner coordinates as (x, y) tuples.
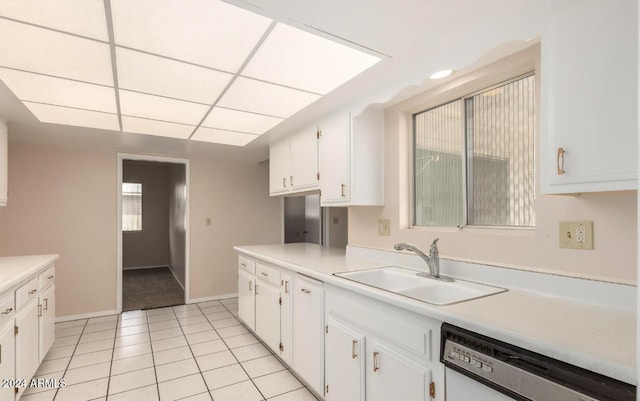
(22, 299), (319, 401)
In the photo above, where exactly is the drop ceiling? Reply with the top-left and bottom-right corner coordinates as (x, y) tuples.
(0, 0), (581, 161)
(0, 0), (380, 146)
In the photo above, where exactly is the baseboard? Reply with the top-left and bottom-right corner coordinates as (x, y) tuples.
(167, 265), (185, 291)
(188, 293), (238, 304)
(123, 265), (167, 271)
(56, 309), (119, 323)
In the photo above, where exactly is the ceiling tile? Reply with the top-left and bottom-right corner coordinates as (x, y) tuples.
(217, 77), (320, 118)
(0, 68), (116, 113)
(110, 0), (272, 71)
(122, 116), (194, 139)
(116, 47), (233, 104)
(243, 23), (380, 94)
(0, 0), (108, 40)
(119, 90), (210, 125)
(0, 19), (113, 85)
(191, 127), (258, 146)
(23, 102), (119, 131)
(201, 107), (283, 135)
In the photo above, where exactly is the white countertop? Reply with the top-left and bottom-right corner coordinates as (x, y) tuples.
(234, 243), (636, 385)
(0, 254), (59, 294)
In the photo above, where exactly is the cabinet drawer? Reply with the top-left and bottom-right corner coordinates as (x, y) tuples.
(238, 256), (256, 275)
(256, 263), (280, 287)
(16, 277), (38, 310)
(39, 265), (56, 290)
(0, 294), (14, 327)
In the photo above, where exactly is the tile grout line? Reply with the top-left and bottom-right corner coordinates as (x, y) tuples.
(141, 309), (162, 401)
(199, 301), (272, 401)
(100, 316), (120, 401)
(170, 306), (215, 401)
(50, 318), (89, 400)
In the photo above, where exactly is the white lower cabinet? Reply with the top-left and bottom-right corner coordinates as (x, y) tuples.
(324, 316), (365, 401)
(238, 270), (256, 331)
(255, 279), (281, 353)
(0, 321), (15, 401)
(15, 300), (39, 399)
(38, 285), (55, 362)
(366, 339), (432, 401)
(292, 275), (324, 395)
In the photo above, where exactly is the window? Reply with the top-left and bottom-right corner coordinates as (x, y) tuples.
(122, 182), (142, 231)
(413, 74), (535, 228)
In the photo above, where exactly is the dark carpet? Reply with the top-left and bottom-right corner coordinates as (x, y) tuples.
(123, 267), (184, 311)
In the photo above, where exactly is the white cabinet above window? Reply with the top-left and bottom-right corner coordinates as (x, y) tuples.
(540, 0), (637, 194)
(269, 125), (319, 196)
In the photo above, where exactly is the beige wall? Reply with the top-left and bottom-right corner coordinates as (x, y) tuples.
(0, 140), (281, 317)
(122, 161), (170, 269)
(349, 49), (637, 285)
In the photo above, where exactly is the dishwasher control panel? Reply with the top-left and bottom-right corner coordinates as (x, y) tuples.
(440, 323), (635, 401)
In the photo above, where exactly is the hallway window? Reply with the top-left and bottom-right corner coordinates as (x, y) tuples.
(122, 182), (142, 231)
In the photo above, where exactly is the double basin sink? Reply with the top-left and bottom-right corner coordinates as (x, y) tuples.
(334, 266), (506, 305)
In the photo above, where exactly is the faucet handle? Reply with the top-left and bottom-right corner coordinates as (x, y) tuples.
(430, 238), (439, 253)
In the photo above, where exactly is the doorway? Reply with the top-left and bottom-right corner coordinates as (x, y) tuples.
(117, 154), (189, 313)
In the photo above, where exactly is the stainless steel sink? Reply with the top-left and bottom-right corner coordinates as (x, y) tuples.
(334, 266), (506, 305)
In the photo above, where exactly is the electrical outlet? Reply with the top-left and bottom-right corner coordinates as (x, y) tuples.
(559, 221), (593, 250)
(378, 219), (390, 236)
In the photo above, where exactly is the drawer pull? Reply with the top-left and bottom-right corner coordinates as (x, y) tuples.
(1, 308), (12, 315)
(301, 288), (311, 294)
(373, 351), (380, 372)
(249, 281), (253, 292)
(261, 272), (269, 277)
(47, 275), (54, 279)
(352, 340), (358, 359)
(38, 304), (42, 317)
(28, 289), (37, 295)
(44, 298), (48, 311)
(284, 281), (289, 294)
(341, 184), (346, 197)
(241, 262), (246, 267)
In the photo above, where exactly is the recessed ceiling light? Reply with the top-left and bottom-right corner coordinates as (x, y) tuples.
(0, 19), (113, 85)
(0, 68), (116, 113)
(0, 0), (109, 41)
(202, 108), (283, 135)
(429, 69), (453, 80)
(119, 90), (209, 126)
(218, 77), (320, 119)
(122, 116), (194, 139)
(23, 102), (119, 131)
(191, 127), (258, 146)
(116, 47), (233, 104)
(243, 23), (380, 94)
(110, 0), (272, 71)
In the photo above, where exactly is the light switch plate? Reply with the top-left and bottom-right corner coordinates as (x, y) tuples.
(559, 221), (593, 250)
(378, 219), (390, 236)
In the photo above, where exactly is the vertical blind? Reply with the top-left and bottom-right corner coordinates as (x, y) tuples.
(413, 74), (535, 227)
(122, 182), (142, 231)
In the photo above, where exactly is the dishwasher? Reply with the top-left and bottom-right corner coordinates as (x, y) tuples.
(440, 323), (636, 401)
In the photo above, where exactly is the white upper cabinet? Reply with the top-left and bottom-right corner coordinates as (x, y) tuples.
(540, 0), (637, 194)
(0, 119), (7, 206)
(269, 125), (319, 196)
(319, 107), (384, 206)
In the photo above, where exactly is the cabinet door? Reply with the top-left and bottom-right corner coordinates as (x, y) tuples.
(319, 112), (350, 203)
(324, 316), (365, 401)
(0, 322), (15, 401)
(39, 285), (55, 362)
(16, 300), (39, 399)
(255, 282), (280, 353)
(279, 273), (293, 365)
(366, 339), (432, 401)
(289, 127), (319, 191)
(540, 0), (637, 193)
(292, 276), (324, 394)
(269, 138), (290, 195)
(238, 270), (256, 331)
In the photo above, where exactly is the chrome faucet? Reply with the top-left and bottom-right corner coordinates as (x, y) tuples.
(394, 238), (449, 280)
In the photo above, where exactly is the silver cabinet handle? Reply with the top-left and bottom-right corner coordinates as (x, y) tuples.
(261, 272), (269, 277)
(249, 281), (253, 292)
(352, 340), (358, 359)
(47, 275), (54, 279)
(1, 308), (12, 315)
(557, 147), (565, 175)
(255, 284), (259, 295)
(44, 298), (48, 311)
(290, 175), (294, 187)
(284, 281), (289, 294)
(283, 177), (287, 188)
(38, 304), (42, 317)
(301, 288), (311, 294)
(241, 262), (246, 267)
(341, 184), (346, 197)
(28, 289), (37, 295)
(373, 351), (380, 372)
